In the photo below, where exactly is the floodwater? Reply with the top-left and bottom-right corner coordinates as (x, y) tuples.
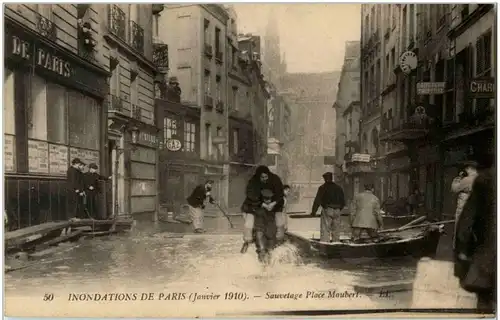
(5, 216), (416, 317)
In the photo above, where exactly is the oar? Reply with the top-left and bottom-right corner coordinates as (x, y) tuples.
(380, 219), (455, 234)
(397, 216), (427, 229)
(215, 203), (235, 228)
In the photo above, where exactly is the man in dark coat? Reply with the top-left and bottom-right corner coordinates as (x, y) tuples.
(454, 166), (496, 313)
(241, 165), (284, 263)
(83, 163), (109, 219)
(67, 158), (85, 220)
(186, 180), (215, 233)
(311, 172), (346, 242)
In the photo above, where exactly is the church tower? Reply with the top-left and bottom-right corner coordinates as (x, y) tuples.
(262, 7), (285, 88)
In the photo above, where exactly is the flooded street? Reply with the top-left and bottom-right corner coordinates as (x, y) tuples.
(5, 217), (416, 317)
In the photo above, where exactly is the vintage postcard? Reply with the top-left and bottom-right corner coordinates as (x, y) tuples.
(3, 2), (496, 318)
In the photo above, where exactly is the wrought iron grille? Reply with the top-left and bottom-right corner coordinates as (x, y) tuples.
(108, 5), (126, 41)
(36, 12), (57, 41)
(108, 94), (123, 112)
(216, 101), (224, 114)
(132, 104), (142, 120)
(153, 43), (169, 73)
(129, 20), (144, 54)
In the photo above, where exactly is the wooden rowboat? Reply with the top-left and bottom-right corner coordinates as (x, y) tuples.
(285, 225), (444, 260)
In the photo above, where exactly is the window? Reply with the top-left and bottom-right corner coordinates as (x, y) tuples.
(391, 4), (397, 29)
(184, 121), (196, 153)
(215, 77), (221, 101)
(232, 87), (238, 110)
(28, 75), (48, 141)
(215, 27), (221, 54)
(204, 71), (211, 96)
(205, 123), (212, 158)
(385, 54), (390, 84)
(110, 61), (120, 96)
(216, 126), (223, 160)
(4, 69), (16, 172)
(47, 83), (67, 144)
(163, 117), (177, 143)
(233, 129), (239, 154)
(476, 30), (492, 76)
(232, 47), (238, 68)
(204, 19), (210, 45)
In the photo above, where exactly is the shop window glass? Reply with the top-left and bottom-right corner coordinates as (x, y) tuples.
(47, 83), (68, 144)
(68, 91), (100, 150)
(4, 69), (16, 172)
(28, 75), (48, 141)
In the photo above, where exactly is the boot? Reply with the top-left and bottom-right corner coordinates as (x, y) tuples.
(240, 242), (250, 254)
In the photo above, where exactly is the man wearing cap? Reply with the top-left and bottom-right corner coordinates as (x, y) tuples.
(83, 163), (109, 219)
(67, 158), (85, 220)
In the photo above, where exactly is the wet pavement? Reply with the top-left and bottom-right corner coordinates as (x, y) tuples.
(5, 215), (418, 317)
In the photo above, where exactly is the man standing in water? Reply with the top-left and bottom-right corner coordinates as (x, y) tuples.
(241, 165), (284, 263)
(67, 158), (86, 221)
(311, 172), (346, 242)
(186, 180), (215, 233)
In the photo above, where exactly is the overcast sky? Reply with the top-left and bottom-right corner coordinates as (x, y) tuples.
(233, 3), (361, 73)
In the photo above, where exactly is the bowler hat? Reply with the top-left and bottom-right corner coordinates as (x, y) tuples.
(71, 158), (83, 165)
(89, 163), (98, 169)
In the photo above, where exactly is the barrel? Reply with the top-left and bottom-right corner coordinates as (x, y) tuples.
(411, 257), (477, 308)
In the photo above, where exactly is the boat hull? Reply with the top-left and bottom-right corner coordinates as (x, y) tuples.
(286, 228), (442, 260)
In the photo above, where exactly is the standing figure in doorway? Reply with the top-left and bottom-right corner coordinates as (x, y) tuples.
(67, 158), (86, 221)
(311, 172), (346, 242)
(83, 163), (109, 220)
(186, 180), (216, 233)
(350, 183), (383, 242)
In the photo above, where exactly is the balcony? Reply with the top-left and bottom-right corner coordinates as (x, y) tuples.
(132, 104), (142, 121)
(204, 95), (214, 109)
(379, 115), (434, 142)
(129, 20), (144, 54)
(384, 27), (390, 39)
(36, 11), (56, 41)
(153, 43), (169, 74)
(152, 4), (164, 14)
(204, 44), (213, 57)
(215, 51), (223, 64)
(108, 4), (126, 41)
(108, 94), (124, 113)
(215, 101), (224, 113)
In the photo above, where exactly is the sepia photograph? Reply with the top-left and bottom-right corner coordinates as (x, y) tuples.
(3, 2), (496, 317)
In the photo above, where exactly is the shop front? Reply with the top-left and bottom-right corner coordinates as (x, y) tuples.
(4, 18), (109, 230)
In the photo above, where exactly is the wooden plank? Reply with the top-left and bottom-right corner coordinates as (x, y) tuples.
(69, 219), (133, 227)
(35, 230), (84, 251)
(5, 221), (71, 246)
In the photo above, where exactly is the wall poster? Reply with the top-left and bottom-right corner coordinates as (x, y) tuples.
(28, 139), (49, 173)
(4, 134), (15, 172)
(49, 144), (69, 175)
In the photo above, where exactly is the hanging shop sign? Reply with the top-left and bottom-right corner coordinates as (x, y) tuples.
(468, 77), (494, 99)
(416, 82), (446, 95)
(165, 139), (182, 151)
(399, 51), (418, 75)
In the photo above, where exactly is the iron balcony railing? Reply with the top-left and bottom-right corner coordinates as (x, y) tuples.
(36, 11), (57, 41)
(132, 104), (142, 120)
(215, 101), (224, 113)
(108, 4), (127, 42)
(204, 44), (213, 57)
(204, 95), (214, 108)
(108, 94), (124, 113)
(153, 43), (169, 73)
(129, 20), (144, 54)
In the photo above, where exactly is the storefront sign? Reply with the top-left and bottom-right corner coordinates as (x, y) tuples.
(351, 153), (371, 163)
(5, 19), (108, 98)
(49, 144), (69, 175)
(4, 135), (15, 172)
(166, 139), (182, 151)
(11, 36), (72, 78)
(416, 82), (446, 95)
(468, 77), (494, 98)
(28, 140), (49, 173)
(139, 131), (158, 147)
